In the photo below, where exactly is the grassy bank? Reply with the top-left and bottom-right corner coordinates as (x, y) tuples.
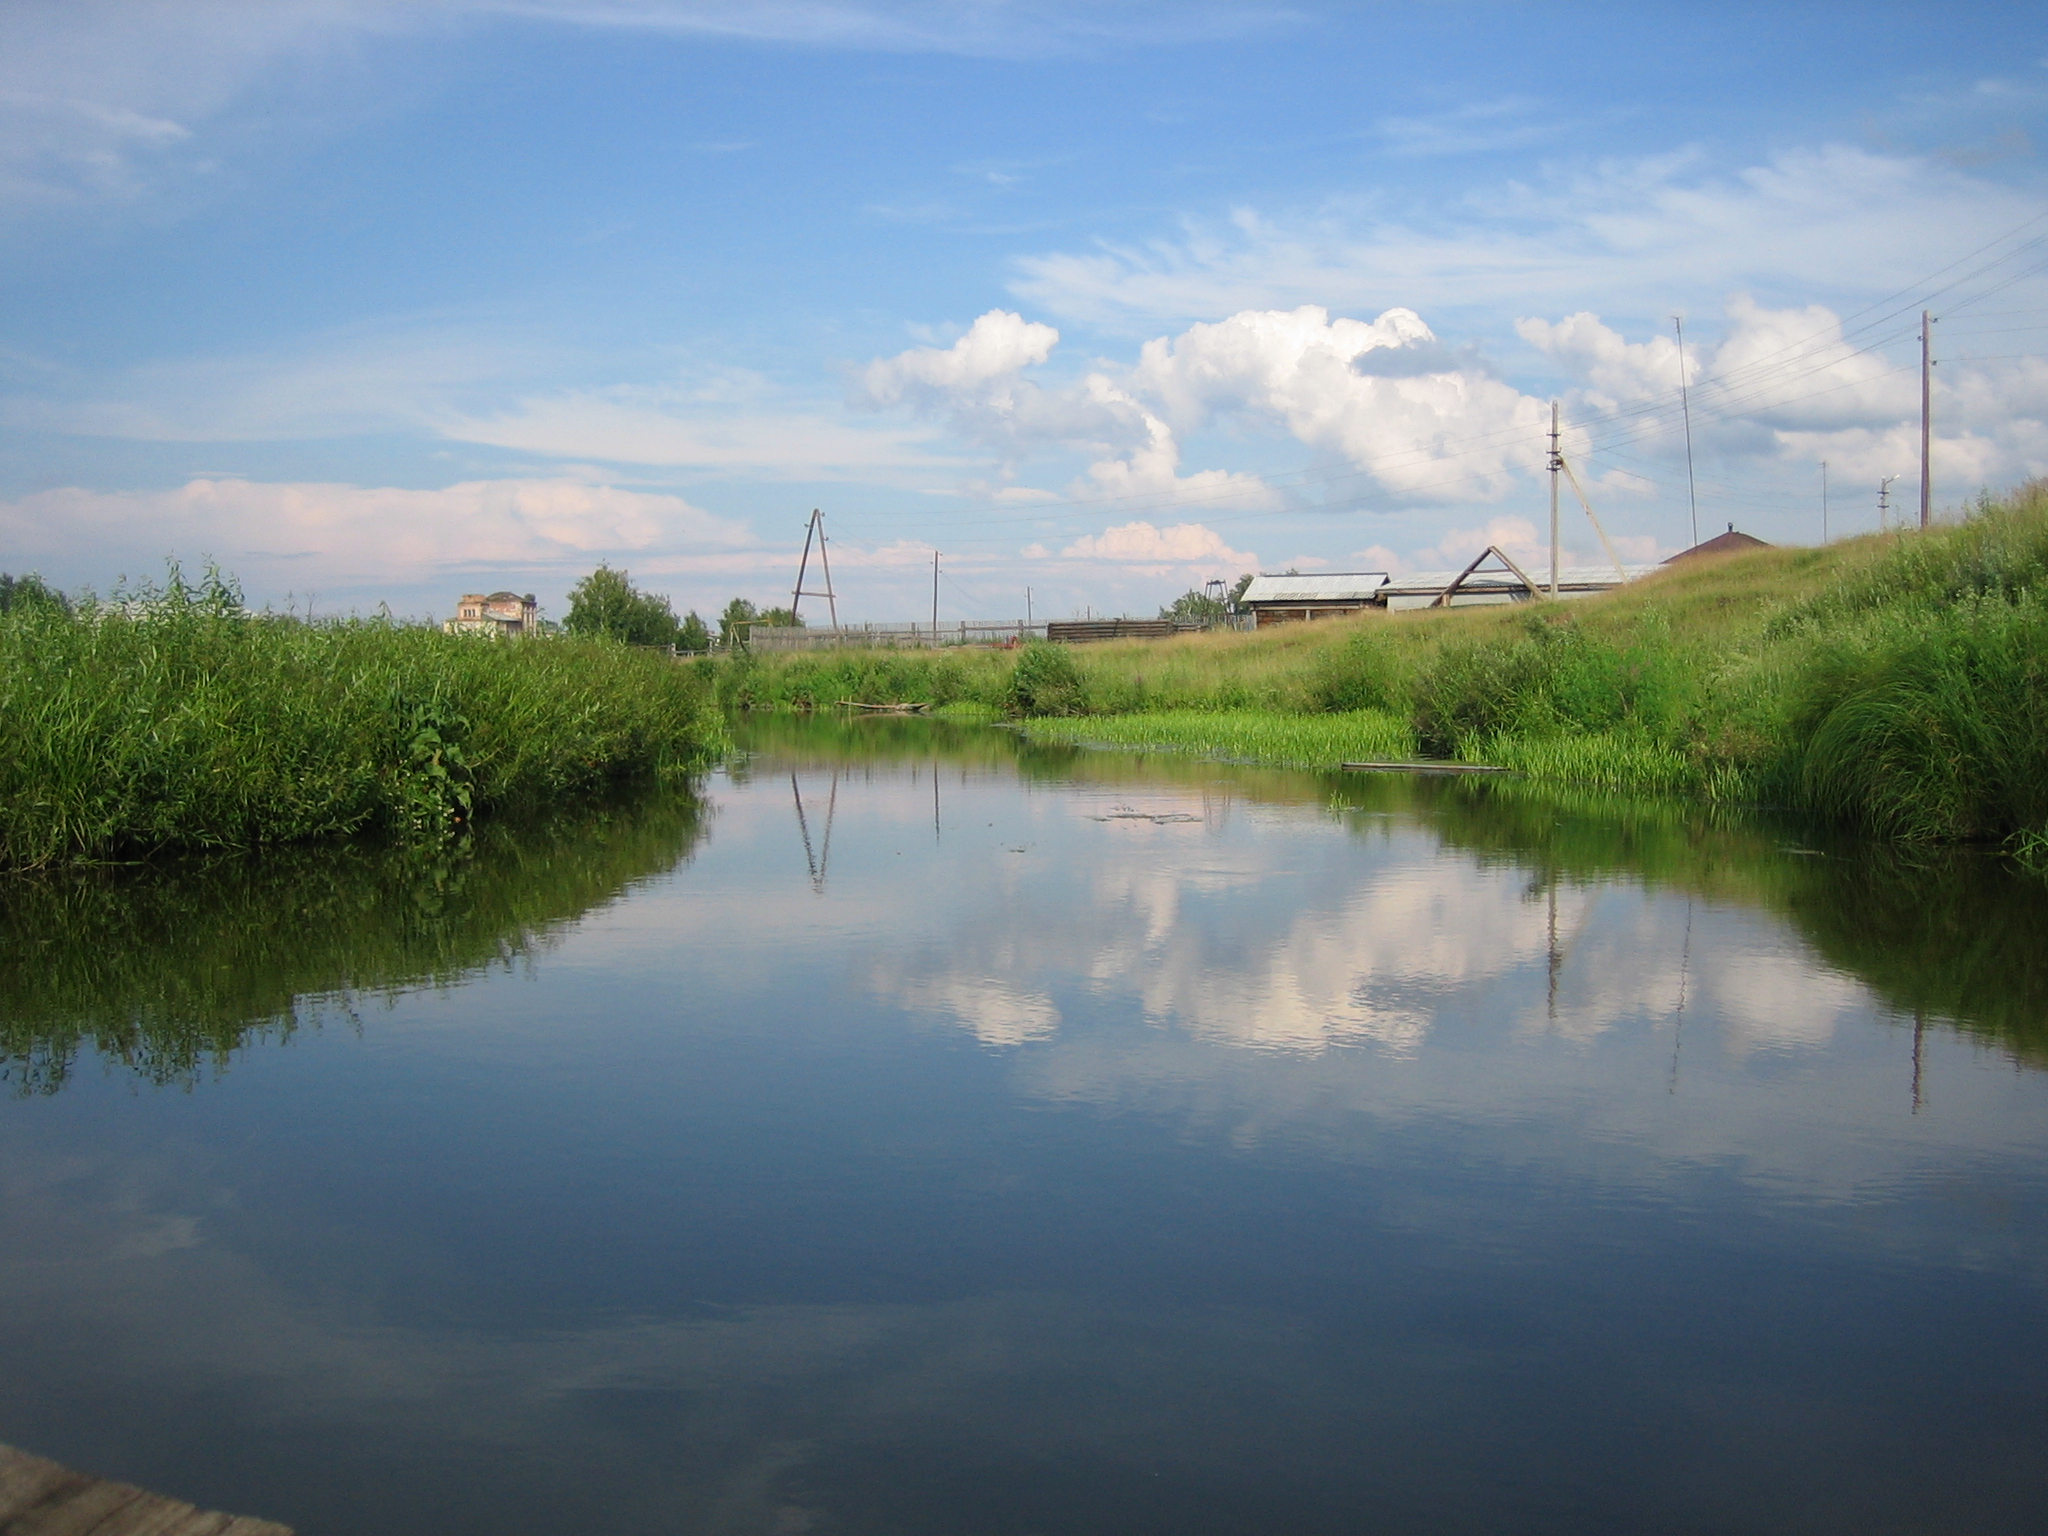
(1013, 709), (1414, 768)
(0, 569), (725, 870)
(727, 483), (2048, 851)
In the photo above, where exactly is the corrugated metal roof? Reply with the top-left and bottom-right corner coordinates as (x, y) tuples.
(1239, 572), (1389, 604)
(1379, 564), (1658, 595)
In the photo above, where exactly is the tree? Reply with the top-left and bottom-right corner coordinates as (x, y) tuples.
(1159, 587), (1228, 623)
(718, 599), (803, 648)
(1229, 572), (1255, 608)
(677, 611), (712, 653)
(718, 598), (758, 648)
(0, 573), (71, 616)
(565, 565), (678, 646)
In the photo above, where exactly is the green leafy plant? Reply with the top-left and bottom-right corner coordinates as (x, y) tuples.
(1006, 641), (1088, 716)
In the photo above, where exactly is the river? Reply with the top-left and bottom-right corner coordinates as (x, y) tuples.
(2, 716), (2045, 1535)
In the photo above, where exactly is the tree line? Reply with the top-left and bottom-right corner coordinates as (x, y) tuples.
(562, 564), (801, 651)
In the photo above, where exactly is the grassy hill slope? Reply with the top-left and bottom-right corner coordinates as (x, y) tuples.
(729, 482), (2048, 853)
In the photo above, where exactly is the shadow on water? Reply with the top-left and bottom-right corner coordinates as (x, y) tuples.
(739, 713), (2048, 1068)
(0, 790), (712, 1094)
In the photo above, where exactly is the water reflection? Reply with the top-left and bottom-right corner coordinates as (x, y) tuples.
(3, 721), (2046, 1535)
(0, 793), (709, 1093)
(742, 713), (2048, 1070)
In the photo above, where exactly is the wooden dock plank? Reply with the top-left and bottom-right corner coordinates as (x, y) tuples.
(0, 1446), (290, 1536)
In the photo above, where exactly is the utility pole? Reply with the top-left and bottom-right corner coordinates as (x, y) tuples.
(931, 549), (940, 633)
(1674, 316), (1699, 548)
(1919, 310), (1934, 529)
(1026, 586), (1032, 626)
(1879, 475), (1896, 532)
(1820, 461), (1829, 544)
(1548, 399), (1561, 596)
(790, 508), (839, 628)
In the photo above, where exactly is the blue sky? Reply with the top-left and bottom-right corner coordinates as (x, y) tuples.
(4, 1), (2046, 622)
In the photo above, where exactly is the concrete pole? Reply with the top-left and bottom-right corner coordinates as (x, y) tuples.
(1919, 310), (1933, 530)
(1548, 399), (1561, 596)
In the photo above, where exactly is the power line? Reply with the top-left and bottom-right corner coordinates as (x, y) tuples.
(817, 208), (2048, 547)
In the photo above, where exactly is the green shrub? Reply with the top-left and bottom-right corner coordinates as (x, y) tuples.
(1312, 630), (1414, 713)
(1411, 612), (1687, 756)
(1006, 642), (1089, 716)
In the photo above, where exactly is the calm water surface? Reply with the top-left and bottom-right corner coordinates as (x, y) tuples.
(3, 718), (2046, 1535)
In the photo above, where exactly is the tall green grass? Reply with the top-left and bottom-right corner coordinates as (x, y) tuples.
(1015, 709), (1414, 769)
(725, 482), (2048, 850)
(0, 567), (726, 869)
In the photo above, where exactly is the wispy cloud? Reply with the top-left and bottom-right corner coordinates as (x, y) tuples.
(0, 474), (757, 605)
(440, 392), (960, 475)
(0, 2), (1300, 208)
(1375, 96), (1587, 158)
(1009, 146), (2046, 329)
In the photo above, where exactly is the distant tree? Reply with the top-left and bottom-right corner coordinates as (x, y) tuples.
(1229, 572), (1255, 608)
(565, 565), (678, 646)
(1159, 587), (1229, 623)
(718, 599), (803, 648)
(677, 611), (712, 653)
(718, 598), (758, 648)
(0, 573), (71, 616)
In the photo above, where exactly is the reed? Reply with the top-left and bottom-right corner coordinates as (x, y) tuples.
(1014, 709), (1414, 769)
(0, 567), (725, 870)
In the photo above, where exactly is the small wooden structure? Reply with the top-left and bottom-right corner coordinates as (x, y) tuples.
(1045, 618), (1203, 644)
(0, 1443), (291, 1535)
(1379, 551), (1657, 611)
(1236, 572), (1390, 626)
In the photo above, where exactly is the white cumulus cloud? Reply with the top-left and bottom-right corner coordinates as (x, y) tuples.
(1131, 304), (1546, 499)
(851, 310), (1059, 408)
(1058, 520), (1255, 572)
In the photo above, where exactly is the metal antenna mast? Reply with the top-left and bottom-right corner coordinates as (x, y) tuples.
(790, 509), (839, 628)
(1674, 316), (1699, 548)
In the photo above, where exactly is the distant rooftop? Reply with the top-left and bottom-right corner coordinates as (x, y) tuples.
(1238, 572), (1389, 604)
(1382, 564), (1660, 594)
(1664, 527), (1771, 563)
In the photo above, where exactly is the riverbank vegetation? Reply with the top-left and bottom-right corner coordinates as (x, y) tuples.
(725, 483), (2048, 854)
(0, 566), (725, 870)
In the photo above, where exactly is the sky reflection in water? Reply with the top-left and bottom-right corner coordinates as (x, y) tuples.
(2, 719), (2045, 1536)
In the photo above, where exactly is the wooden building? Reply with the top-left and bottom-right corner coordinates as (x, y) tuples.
(1236, 572), (1391, 626)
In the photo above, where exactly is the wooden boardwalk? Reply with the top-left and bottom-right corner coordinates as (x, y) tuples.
(0, 1444), (290, 1535)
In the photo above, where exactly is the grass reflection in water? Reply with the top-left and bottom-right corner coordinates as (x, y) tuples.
(741, 713), (2048, 1070)
(0, 790), (710, 1094)
(9, 713), (2044, 1097)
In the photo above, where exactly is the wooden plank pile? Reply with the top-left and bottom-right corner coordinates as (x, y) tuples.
(0, 1444), (290, 1536)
